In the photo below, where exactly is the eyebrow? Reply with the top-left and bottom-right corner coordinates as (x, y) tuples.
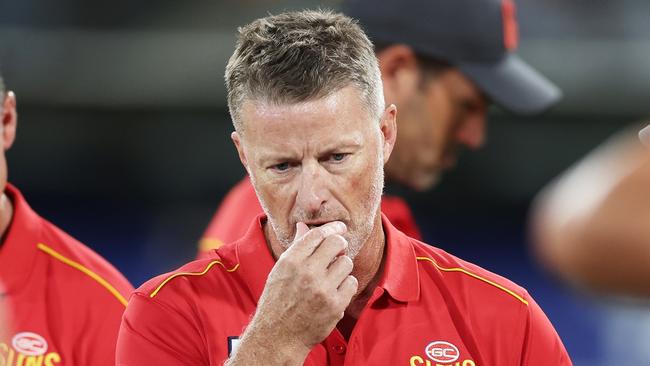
(256, 138), (364, 165)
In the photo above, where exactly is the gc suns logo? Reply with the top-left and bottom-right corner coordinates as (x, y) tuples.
(0, 332), (62, 365)
(409, 340), (475, 366)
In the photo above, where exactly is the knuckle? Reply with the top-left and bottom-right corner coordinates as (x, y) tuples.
(307, 228), (326, 243)
(300, 270), (316, 285)
(347, 275), (359, 290)
(312, 287), (329, 303)
(325, 235), (347, 251)
(340, 256), (354, 272)
(278, 253), (298, 270)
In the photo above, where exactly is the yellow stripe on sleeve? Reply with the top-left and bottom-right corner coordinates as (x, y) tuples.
(37, 243), (129, 307)
(149, 260), (239, 298)
(416, 256), (528, 305)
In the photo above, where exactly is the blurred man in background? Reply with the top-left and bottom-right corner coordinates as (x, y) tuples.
(117, 10), (571, 365)
(531, 123), (650, 298)
(0, 77), (133, 365)
(198, 0), (562, 253)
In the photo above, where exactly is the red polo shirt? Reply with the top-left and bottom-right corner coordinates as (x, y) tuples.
(199, 177), (422, 254)
(0, 184), (134, 366)
(118, 214), (571, 365)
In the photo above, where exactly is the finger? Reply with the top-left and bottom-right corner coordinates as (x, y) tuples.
(326, 255), (354, 288)
(336, 275), (358, 306)
(309, 234), (347, 267)
(287, 221), (347, 257)
(294, 222), (310, 241)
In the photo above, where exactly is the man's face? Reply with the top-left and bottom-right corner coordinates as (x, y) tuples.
(233, 86), (395, 259)
(385, 69), (488, 191)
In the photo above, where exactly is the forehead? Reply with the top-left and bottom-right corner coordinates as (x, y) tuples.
(239, 86), (375, 148)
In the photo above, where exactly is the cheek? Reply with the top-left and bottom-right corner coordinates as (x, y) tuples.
(252, 171), (295, 218)
(346, 150), (381, 198)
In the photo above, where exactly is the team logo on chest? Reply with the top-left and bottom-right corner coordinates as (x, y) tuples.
(0, 332), (62, 365)
(12, 332), (48, 356)
(408, 340), (475, 366)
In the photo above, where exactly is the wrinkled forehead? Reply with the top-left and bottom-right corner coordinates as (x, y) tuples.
(238, 86), (377, 143)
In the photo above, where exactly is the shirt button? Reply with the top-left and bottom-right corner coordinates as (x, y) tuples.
(332, 344), (346, 354)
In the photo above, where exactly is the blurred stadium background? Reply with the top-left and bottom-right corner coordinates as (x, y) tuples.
(2, 0), (650, 364)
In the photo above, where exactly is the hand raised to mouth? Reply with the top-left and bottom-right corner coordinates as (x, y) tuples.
(226, 221), (358, 366)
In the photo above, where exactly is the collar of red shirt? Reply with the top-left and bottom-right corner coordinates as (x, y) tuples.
(219, 213), (421, 304)
(0, 183), (43, 295)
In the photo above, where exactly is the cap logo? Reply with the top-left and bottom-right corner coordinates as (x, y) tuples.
(502, 0), (519, 50)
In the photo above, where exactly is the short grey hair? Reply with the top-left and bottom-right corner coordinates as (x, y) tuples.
(225, 9), (384, 133)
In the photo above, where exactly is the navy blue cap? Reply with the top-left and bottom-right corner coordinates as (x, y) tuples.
(342, 0), (562, 115)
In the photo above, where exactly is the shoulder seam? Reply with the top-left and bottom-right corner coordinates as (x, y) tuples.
(37, 242), (129, 307)
(150, 260), (239, 298)
(416, 256), (528, 306)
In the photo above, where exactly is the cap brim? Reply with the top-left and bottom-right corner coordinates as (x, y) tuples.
(459, 54), (562, 115)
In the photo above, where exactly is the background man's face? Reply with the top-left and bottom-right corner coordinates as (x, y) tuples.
(385, 69), (487, 191)
(0, 92), (18, 194)
(234, 86), (390, 258)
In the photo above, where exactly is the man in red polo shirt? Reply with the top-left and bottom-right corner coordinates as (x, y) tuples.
(0, 78), (134, 365)
(117, 10), (570, 365)
(198, 0), (561, 253)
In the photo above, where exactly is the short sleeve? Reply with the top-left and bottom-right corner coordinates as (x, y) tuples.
(520, 296), (572, 365)
(116, 293), (207, 366)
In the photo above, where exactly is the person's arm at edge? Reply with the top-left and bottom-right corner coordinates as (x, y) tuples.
(529, 126), (650, 297)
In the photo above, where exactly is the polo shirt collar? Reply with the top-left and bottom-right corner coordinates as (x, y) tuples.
(0, 184), (43, 295)
(227, 213), (420, 304)
(225, 215), (276, 303)
(377, 213), (420, 303)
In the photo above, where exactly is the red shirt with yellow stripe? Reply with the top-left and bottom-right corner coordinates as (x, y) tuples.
(199, 176), (422, 254)
(118, 214), (571, 366)
(0, 184), (134, 366)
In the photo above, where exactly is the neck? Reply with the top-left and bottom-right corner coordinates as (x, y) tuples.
(0, 192), (14, 250)
(349, 214), (385, 298)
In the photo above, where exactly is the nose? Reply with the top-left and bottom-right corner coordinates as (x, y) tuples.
(455, 113), (486, 150)
(295, 161), (329, 214)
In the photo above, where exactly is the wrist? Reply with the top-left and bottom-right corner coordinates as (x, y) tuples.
(227, 321), (311, 366)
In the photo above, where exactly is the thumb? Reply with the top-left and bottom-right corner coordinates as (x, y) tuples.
(294, 222), (309, 241)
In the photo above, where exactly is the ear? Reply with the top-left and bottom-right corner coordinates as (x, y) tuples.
(376, 45), (421, 104)
(379, 104), (398, 164)
(231, 131), (251, 175)
(2, 91), (17, 151)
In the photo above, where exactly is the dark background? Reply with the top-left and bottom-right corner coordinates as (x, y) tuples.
(3, 1), (650, 364)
